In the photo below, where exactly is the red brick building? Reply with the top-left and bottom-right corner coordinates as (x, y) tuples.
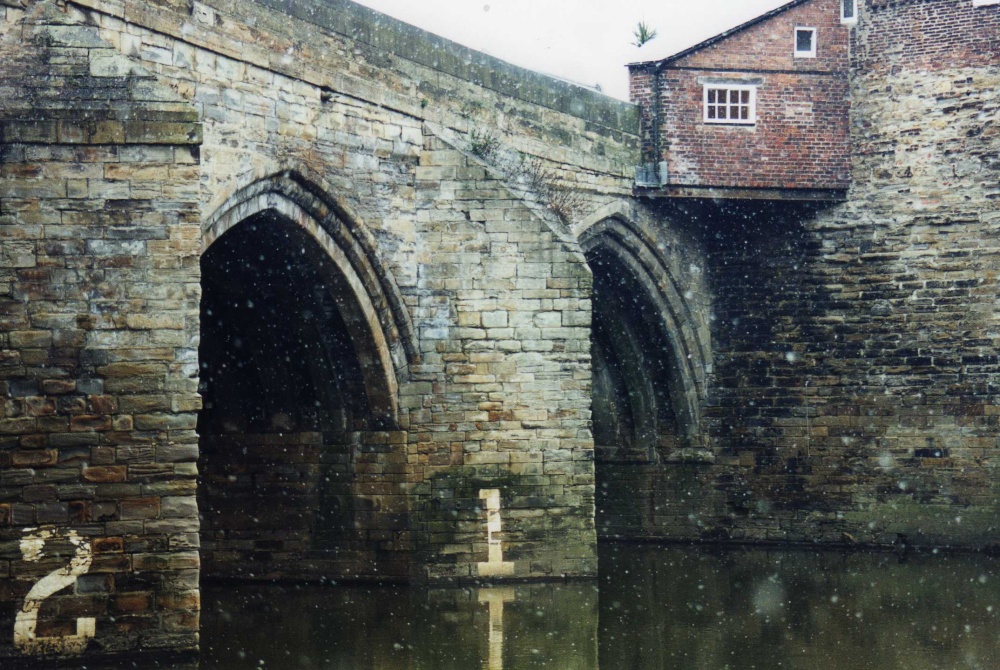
(629, 0), (854, 199)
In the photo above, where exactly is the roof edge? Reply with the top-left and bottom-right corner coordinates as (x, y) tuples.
(251, 0), (640, 135)
(628, 0), (814, 69)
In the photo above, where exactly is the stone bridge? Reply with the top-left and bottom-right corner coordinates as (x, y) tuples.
(1, 0), (999, 662)
(0, 0), (716, 659)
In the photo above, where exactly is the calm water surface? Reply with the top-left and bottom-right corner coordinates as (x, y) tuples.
(112, 544), (1000, 669)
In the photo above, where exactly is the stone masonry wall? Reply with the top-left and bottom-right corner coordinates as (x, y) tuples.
(409, 133), (596, 580)
(0, 2), (203, 660)
(199, 430), (413, 581)
(0, 0), (644, 660)
(604, 0), (1000, 548)
(9, 0), (999, 664)
(62, 0), (622, 584)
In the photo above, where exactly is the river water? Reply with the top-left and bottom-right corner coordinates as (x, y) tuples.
(191, 544), (999, 669)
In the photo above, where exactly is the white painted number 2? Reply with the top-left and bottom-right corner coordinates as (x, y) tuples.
(14, 527), (95, 656)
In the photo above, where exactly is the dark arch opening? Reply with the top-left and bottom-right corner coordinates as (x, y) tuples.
(588, 246), (685, 463)
(198, 213), (372, 435)
(586, 237), (698, 540)
(198, 212), (395, 579)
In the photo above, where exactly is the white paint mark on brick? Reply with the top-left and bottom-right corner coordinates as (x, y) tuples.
(14, 527), (95, 657)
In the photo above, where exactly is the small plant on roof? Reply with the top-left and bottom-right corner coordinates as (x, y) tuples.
(632, 21), (658, 48)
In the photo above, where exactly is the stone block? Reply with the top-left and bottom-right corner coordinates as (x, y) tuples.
(111, 592), (154, 614)
(92, 537), (125, 554)
(91, 121), (126, 144)
(70, 415), (114, 432)
(132, 552), (200, 572)
(123, 122), (203, 145)
(120, 497), (161, 520)
(160, 496), (197, 519)
(82, 466), (127, 484)
(40, 379), (76, 395)
(36, 502), (68, 523)
(481, 311), (509, 328)
(10, 450), (57, 468)
(9, 330), (51, 348)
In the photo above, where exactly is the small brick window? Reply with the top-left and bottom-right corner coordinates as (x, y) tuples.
(841, 0), (857, 23)
(703, 85), (756, 125)
(795, 27), (817, 58)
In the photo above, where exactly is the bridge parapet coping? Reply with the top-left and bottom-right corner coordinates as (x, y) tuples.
(248, 0), (640, 137)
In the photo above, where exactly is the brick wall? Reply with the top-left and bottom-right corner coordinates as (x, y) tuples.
(629, 69), (657, 161)
(604, 0), (1000, 548)
(631, 0), (851, 191)
(861, 0), (1000, 71)
(656, 70), (850, 189)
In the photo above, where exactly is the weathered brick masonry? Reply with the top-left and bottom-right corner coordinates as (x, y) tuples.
(630, 0), (852, 193)
(604, 0), (1000, 547)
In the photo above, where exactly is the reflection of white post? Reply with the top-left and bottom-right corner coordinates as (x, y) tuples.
(15, 527), (95, 656)
(478, 587), (515, 670)
(477, 489), (514, 577)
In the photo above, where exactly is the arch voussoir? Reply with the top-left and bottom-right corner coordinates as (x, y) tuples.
(579, 210), (713, 446)
(204, 171), (418, 428)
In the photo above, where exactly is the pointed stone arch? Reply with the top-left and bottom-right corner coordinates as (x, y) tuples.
(578, 205), (711, 449)
(203, 170), (418, 428)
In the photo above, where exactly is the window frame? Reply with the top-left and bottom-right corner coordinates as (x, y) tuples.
(702, 84), (757, 126)
(841, 0), (858, 24)
(794, 27), (817, 58)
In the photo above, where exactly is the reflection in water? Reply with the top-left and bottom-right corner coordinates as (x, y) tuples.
(597, 545), (1000, 670)
(57, 545), (1000, 669)
(201, 580), (598, 669)
(479, 588), (516, 670)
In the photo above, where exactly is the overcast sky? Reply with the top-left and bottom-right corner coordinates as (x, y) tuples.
(352, 0), (790, 100)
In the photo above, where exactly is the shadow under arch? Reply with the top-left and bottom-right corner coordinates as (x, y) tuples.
(198, 171), (417, 580)
(203, 170), (418, 427)
(578, 209), (711, 456)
